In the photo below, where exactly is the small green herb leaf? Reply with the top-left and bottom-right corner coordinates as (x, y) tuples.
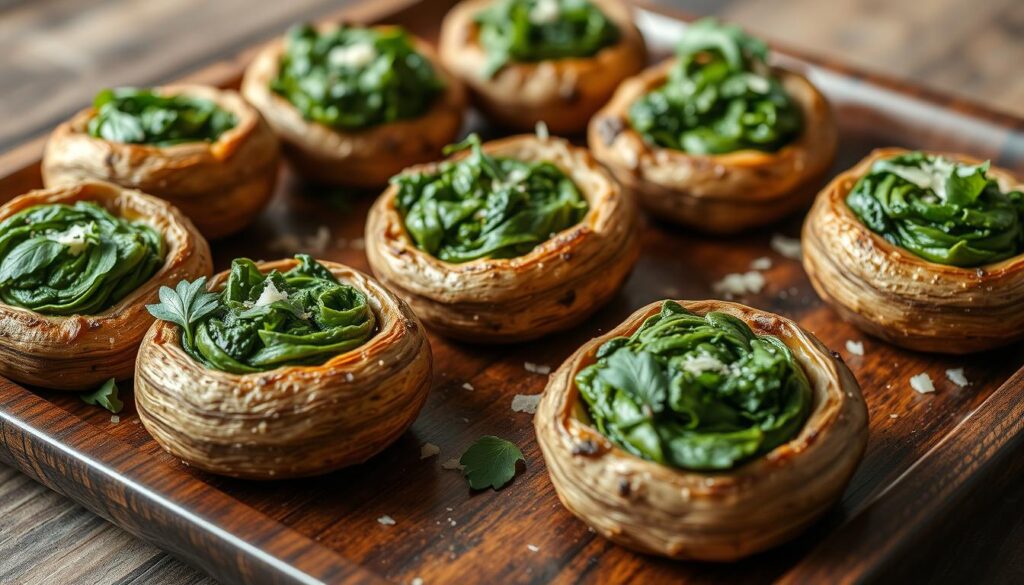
(459, 435), (525, 491)
(595, 348), (667, 415)
(146, 277), (219, 347)
(80, 378), (123, 413)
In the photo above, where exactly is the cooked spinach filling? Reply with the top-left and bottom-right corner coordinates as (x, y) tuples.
(87, 88), (237, 146)
(576, 301), (812, 471)
(147, 255), (375, 374)
(846, 152), (1024, 267)
(475, 0), (620, 78)
(270, 24), (445, 130)
(0, 202), (165, 315)
(391, 134), (589, 263)
(628, 18), (802, 155)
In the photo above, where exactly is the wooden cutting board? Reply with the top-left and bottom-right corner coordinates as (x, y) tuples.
(1, 1), (1023, 583)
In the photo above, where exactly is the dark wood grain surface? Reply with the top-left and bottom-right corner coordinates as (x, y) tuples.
(2, 1), (1024, 584)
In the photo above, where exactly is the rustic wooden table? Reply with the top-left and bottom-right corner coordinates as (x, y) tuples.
(1, 0), (1022, 583)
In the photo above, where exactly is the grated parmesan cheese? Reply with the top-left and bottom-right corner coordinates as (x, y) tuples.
(527, 544), (540, 552)
(461, 382), (474, 391)
(524, 362), (551, 375)
(712, 271), (765, 299)
(412, 578), (424, 585)
(110, 415), (120, 424)
(910, 373), (935, 394)
(254, 280), (288, 307)
(845, 340), (864, 356)
(511, 393), (542, 414)
(48, 223), (92, 255)
(770, 233), (802, 260)
(535, 121), (550, 141)
(329, 43), (377, 68)
(529, 0), (560, 24)
(441, 458), (464, 471)
(749, 256), (773, 271)
(945, 368), (969, 388)
(680, 354), (728, 376)
(420, 442), (440, 459)
(377, 515), (396, 526)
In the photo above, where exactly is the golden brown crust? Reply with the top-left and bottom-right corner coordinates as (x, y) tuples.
(0, 181), (212, 390)
(439, 0), (646, 134)
(588, 59), (837, 234)
(41, 85), (280, 239)
(241, 27), (466, 188)
(134, 258), (433, 479)
(802, 147), (1024, 353)
(364, 133), (639, 342)
(535, 300), (867, 561)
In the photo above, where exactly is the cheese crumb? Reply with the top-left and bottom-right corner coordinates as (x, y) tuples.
(529, 0), (560, 24)
(845, 340), (864, 356)
(527, 544), (540, 552)
(377, 515), (396, 526)
(110, 415), (120, 424)
(680, 354), (728, 376)
(411, 579), (424, 585)
(770, 233), (802, 260)
(441, 458), (464, 471)
(48, 223), (92, 255)
(254, 280), (288, 307)
(535, 121), (550, 141)
(910, 373), (935, 394)
(945, 368), (969, 387)
(889, 414), (899, 419)
(461, 382), (474, 391)
(524, 362), (551, 375)
(749, 256), (773, 271)
(420, 442), (441, 459)
(712, 271), (765, 299)
(511, 393), (542, 414)
(329, 43), (377, 68)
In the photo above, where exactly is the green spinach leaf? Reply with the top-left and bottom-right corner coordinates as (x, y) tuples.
(0, 202), (164, 315)
(475, 0), (620, 78)
(575, 301), (812, 471)
(87, 88), (236, 146)
(628, 18), (802, 155)
(846, 151), (1024, 267)
(270, 24), (444, 130)
(391, 133), (589, 263)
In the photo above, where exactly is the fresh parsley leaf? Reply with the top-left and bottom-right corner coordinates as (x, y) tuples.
(146, 277), (220, 347)
(459, 435), (525, 490)
(80, 378), (124, 414)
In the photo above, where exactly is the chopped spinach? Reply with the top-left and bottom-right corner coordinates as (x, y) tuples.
(0, 202), (164, 315)
(475, 0), (620, 78)
(147, 254), (375, 373)
(576, 301), (812, 471)
(87, 88), (237, 146)
(846, 151), (1024, 267)
(270, 24), (444, 130)
(628, 18), (802, 155)
(391, 134), (589, 263)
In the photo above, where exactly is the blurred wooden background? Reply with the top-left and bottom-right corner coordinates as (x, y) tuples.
(1, 0), (1023, 583)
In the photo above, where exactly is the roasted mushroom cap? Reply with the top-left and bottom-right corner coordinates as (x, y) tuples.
(0, 181), (212, 390)
(241, 27), (466, 188)
(535, 300), (867, 561)
(135, 259), (432, 479)
(42, 85), (280, 240)
(803, 147), (1024, 353)
(588, 59), (837, 234)
(365, 133), (639, 342)
(439, 0), (646, 134)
